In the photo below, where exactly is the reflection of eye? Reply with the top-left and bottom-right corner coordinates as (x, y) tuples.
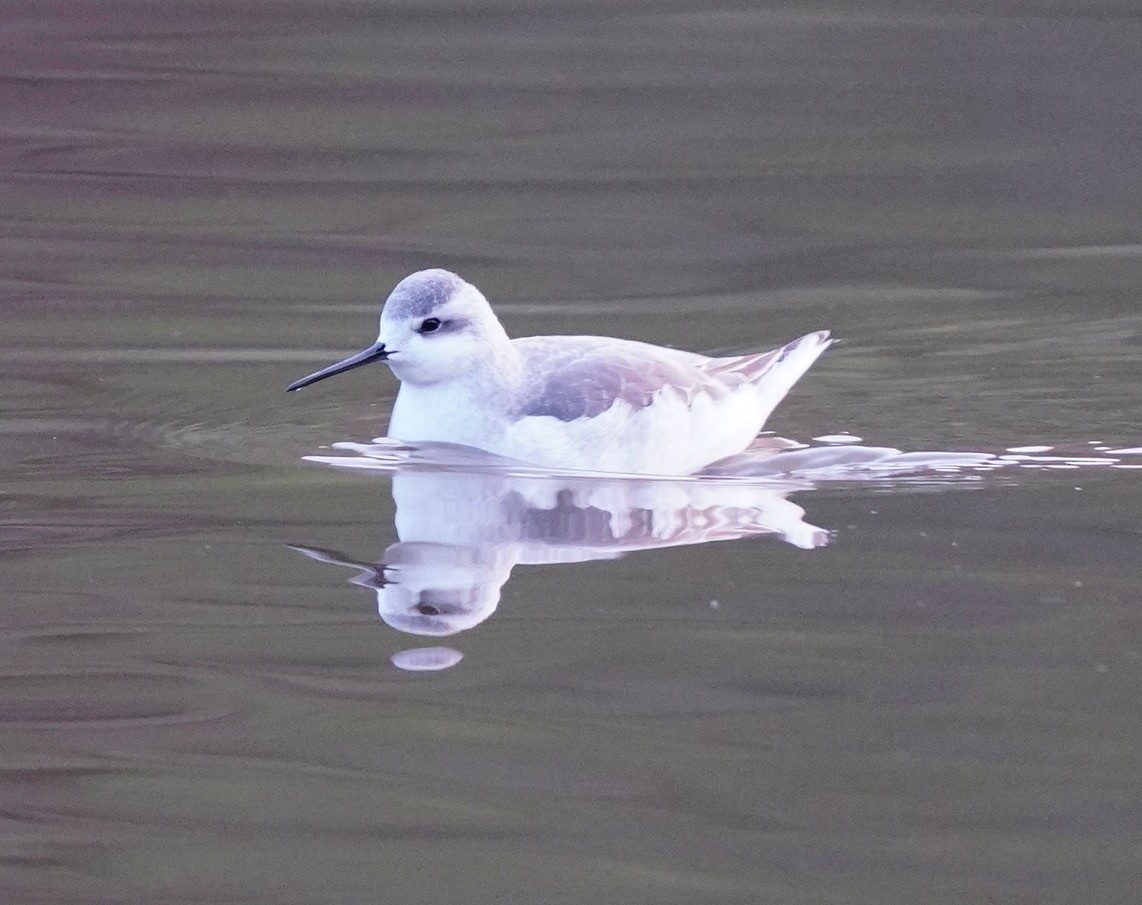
(419, 317), (442, 334)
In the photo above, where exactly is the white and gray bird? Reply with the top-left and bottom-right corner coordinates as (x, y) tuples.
(287, 269), (831, 475)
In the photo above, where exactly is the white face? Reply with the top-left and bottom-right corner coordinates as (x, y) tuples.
(377, 283), (494, 386)
(284, 269), (501, 394)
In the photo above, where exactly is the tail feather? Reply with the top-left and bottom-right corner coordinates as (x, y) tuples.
(704, 329), (830, 376)
(701, 330), (832, 425)
(750, 330), (832, 423)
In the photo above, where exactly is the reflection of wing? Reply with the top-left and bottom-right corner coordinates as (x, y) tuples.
(513, 337), (783, 422)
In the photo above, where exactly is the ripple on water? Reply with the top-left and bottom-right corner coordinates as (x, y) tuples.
(0, 493), (219, 553)
(300, 436), (1140, 483)
(0, 669), (233, 730)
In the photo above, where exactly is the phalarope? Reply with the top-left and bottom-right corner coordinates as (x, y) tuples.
(288, 269), (831, 475)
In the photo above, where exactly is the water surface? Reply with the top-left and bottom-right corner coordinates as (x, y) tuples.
(3, 3), (1142, 903)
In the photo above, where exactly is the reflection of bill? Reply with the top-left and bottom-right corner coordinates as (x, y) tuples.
(293, 441), (997, 669)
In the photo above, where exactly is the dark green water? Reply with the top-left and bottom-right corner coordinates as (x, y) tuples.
(3, 4), (1141, 903)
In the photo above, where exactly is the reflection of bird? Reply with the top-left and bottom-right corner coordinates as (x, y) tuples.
(292, 445), (1002, 669)
(287, 269), (831, 474)
(291, 466), (829, 640)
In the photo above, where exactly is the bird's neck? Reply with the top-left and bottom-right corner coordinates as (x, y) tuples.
(469, 331), (524, 402)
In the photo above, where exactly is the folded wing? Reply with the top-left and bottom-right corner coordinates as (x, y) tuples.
(513, 336), (803, 423)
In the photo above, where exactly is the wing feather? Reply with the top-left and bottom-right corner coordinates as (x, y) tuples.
(513, 337), (728, 422)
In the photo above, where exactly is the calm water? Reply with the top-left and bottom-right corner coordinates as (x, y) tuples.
(4, 4), (1142, 903)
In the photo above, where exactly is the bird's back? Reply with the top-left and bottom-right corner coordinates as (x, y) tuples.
(495, 330), (831, 474)
(511, 335), (727, 423)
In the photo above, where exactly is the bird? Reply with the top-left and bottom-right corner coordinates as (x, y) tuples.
(287, 269), (831, 475)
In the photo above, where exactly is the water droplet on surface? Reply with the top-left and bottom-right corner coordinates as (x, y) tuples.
(813, 434), (862, 444)
(391, 647), (464, 671)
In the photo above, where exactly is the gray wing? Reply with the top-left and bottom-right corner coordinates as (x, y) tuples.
(513, 337), (733, 422)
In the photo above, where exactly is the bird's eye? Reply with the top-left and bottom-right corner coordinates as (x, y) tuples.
(419, 317), (442, 334)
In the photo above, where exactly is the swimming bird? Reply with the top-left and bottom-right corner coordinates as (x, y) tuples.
(287, 269), (831, 475)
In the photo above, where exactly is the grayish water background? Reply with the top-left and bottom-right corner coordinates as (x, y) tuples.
(3, 3), (1141, 903)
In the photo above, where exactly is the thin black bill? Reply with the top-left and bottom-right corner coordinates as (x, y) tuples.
(286, 343), (388, 392)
